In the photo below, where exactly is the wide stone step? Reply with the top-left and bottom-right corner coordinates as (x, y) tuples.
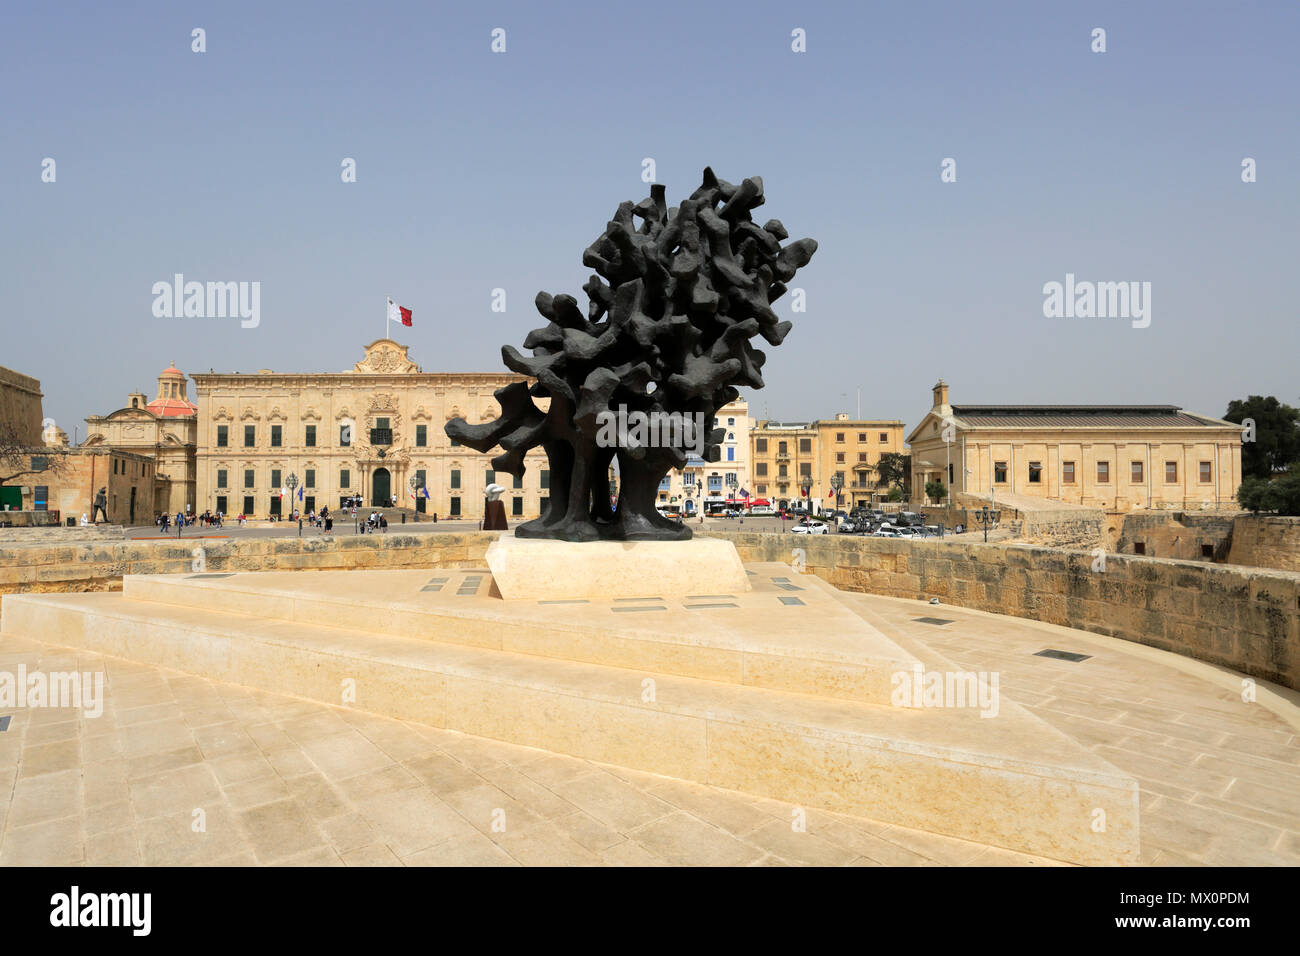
(120, 564), (922, 705)
(0, 589), (1138, 864)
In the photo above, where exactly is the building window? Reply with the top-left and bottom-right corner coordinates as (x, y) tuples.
(778, 441), (788, 456)
(756, 463), (768, 477)
(416, 424), (427, 447)
(799, 438), (811, 454)
(836, 432), (844, 443)
(1201, 544), (1214, 558)
(879, 432), (888, 442)
(778, 464), (788, 478)
(305, 496), (315, 514)
(836, 452), (845, 463)
(370, 417), (393, 445)
(1028, 461), (1042, 483)
(757, 484), (766, 495)
(217, 425), (228, 448)
(216, 495), (227, 514)
(1133, 542), (1146, 555)
(1063, 461), (1075, 484)
(1199, 461), (1212, 483)
(243, 495), (254, 516)
(513, 473), (522, 489)
(449, 496), (461, 517)
(727, 447), (735, 461)
(450, 469), (461, 490)
(708, 475), (723, 492)
(244, 469), (255, 488)
(269, 495), (281, 517)
(1097, 461), (1110, 483)
(994, 461), (1007, 483)
(1165, 461), (1178, 483)
(1131, 461), (1144, 483)
(512, 497), (522, 516)
(727, 418), (735, 426)
(244, 425), (255, 447)
(540, 470), (549, 490)
(216, 469), (227, 489)
(339, 424), (351, 447)
(305, 425), (316, 447)
(799, 463), (811, 478)
(271, 425), (282, 447)
(271, 469), (281, 489)
(858, 453), (867, 463)
(305, 469), (315, 489)
(858, 432), (866, 442)
(485, 469), (494, 486)
(756, 439), (768, 453)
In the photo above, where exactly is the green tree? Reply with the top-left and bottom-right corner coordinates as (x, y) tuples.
(925, 479), (947, 503)
(1236, 477), (1270, 513)
(876, 452), (910, 491)
(1224, 396), (1300, 479)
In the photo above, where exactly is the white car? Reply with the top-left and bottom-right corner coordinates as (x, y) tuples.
(872, 527), (901, 537)
(791, 520), (828, 535)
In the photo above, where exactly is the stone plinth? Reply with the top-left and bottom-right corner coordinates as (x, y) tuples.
(485, 532), (751, 601)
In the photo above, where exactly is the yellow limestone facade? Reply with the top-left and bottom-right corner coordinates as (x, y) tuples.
(907, 380), (1243, 511)
(750, 415), (906, 511)
(83, 365), (198, 517)
(191, 340), (548, 521)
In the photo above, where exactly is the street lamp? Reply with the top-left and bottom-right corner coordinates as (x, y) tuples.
(973, 505), (1000, 543)
(408, 475), (422, 522)
(286, 473), (300, 535)
(830, 473), (843, 515)
(725, 472), (738, 511)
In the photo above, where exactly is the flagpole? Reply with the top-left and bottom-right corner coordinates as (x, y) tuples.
(386, 295), (390, 341)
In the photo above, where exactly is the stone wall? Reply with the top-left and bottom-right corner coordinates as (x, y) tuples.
(704, 531), (1299, 691)
(0, 524), (124, 543)
(0, 365), (44, 447)
(1229, 516), (1300, 572)
(2, 527), (1295, 691)
(0, 532), (495, 614)
(1115, 511), (1237, 562)
(0, 511), (63, 529)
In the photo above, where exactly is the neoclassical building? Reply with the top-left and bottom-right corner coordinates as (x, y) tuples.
(83, 364), (198, 516)
(191, 340), (548, 520)
(907, 380), (1244, 512)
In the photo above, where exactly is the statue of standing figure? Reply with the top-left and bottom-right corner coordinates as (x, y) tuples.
(483, 482), (509, 531)
(92, 487), (108, 524)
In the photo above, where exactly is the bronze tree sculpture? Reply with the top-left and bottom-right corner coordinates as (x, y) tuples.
(446, 167), (817, 541)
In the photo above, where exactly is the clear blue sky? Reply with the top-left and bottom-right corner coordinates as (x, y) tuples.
(3, 0), (1297, 436)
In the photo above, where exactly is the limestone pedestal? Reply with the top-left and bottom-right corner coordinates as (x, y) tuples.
(485, 532), (751, 601)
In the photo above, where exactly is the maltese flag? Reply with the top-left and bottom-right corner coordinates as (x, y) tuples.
(387, 297), (413, 327)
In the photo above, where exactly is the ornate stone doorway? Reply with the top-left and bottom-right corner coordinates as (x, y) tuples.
(372, 467), (391, 507)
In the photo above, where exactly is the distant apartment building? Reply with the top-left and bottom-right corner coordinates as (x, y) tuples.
(907, 380), (1244, 512)
(656, 398), (750, 514)
(750, 413), (906, 511)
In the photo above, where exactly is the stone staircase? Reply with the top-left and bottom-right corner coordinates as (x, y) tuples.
(0, 564), (1139, 864)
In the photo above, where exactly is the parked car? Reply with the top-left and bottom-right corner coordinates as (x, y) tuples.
(838, 520), (856, 533)
(872, 527), (900, 537)
(791, 519), (828, 535)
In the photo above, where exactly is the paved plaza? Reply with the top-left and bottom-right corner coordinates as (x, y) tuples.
(2, 588), (1295, 866)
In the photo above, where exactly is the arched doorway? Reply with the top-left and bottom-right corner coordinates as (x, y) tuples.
(372, 468), (391, 507)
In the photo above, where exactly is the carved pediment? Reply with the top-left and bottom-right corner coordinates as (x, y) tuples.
(213, 406), (234, 422)
(354, 339), (420, 374)
(239, 407), (261, 422)
(411, 405), (433, 422)
(267, 406), (288, 422)
(301, 407), (322, 422)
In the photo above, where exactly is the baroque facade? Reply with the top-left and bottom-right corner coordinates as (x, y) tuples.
(907, 380), (1244, 512)
(83, 364), (198, 516)
(191, 340), (548, 520)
